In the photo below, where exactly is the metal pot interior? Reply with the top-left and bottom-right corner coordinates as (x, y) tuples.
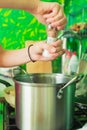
(14, 73), (73, 87)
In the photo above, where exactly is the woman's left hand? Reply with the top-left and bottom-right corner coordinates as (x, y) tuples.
(28, 39), (65, 61)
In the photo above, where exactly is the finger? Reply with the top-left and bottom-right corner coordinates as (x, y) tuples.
(41, 49), (65, 61)
(56, 46), (63, 52)
(48, 42), (63, 54)
(43, 9), (59, 19)
(46, 18), (67, 30)
(51, 15), (67, 26)
(46, 15), (62, 23)
(48, 50), (65, 60)
(51, 39), (63, 47)
(57, 24), (66, 30)
(43, 4), (61, 19)
(52, 22), (66, 30)
(56, 50), (65, 56)
(42, 43), (57, 53)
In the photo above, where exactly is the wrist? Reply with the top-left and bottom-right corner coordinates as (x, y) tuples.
(28, 45), (36, 62)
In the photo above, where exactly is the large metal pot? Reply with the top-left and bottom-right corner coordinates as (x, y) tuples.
(14, 73), (76, 130)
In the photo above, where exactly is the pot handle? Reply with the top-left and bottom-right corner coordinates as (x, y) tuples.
(0, 79), (12, 87)
(57, 74), (84, 99)
(12, 67), (26, 77)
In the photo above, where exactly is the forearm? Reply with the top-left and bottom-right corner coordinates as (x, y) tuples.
(0, 0), (39, 13)
(0, 47), (30, 67)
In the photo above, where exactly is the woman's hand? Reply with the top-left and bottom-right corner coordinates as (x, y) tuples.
(0, 40), (65, 67)
(28, 39), (65, 62)
(32, 1), (67, 30)
(0, 0), (67, 30)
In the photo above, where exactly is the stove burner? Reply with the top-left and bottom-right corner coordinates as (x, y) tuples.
(72, 103), (87, 129)
(3, 104), (19, 130)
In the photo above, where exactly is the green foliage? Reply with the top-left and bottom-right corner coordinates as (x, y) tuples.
(0, 9), (46, 50)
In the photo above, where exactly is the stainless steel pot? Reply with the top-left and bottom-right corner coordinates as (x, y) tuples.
(14, 73), (76, 130)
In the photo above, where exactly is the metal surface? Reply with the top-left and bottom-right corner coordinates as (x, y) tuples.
(57, 74), (84, 99)
(14, 73), (76, 130)
(3, 102), (87, 130)
(0, 66), (25, 78)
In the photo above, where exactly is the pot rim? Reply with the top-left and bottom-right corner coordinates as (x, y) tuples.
(14, 73), (73, 86)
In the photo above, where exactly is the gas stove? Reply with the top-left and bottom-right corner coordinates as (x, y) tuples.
(72, 103), (87, 130)
(4, 103), (87, 130)
(3, 104), (19, 130)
